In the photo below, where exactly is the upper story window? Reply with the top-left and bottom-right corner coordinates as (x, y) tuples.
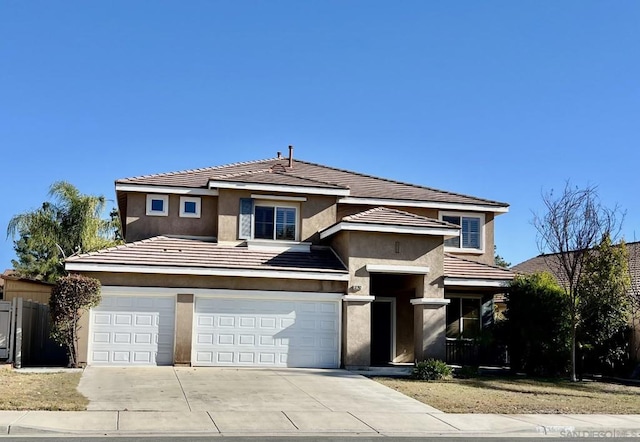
(146, 194), (169, 216)
(180, 196), (201, 218)
(239, 198), (300, 241)
(440, 212), (484, 252)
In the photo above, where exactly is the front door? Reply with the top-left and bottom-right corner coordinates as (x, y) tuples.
(371, 298), (395, 365)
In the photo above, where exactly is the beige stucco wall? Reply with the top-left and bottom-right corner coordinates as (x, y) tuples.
(125, 192), (218, 242)
(217, 190), (338, 243)
(414, 304), (447, 361)
(300, 195), (337, 243)
(217, 189), (251, 242)
(175, 293), (194, 365)
(344, 231), (444, 299)
(79, 272), (346, 293)
(3, 279), (53, 304)
(342, 301), (371, 368)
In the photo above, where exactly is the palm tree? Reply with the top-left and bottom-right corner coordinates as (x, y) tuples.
(7, 181), (122, 282)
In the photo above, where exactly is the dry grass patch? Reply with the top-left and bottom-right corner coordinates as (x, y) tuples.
(376, 377), (640, 414)
(0, 370), (88, 410)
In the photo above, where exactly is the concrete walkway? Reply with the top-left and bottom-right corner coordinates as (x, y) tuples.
(3, 367), (640, 437)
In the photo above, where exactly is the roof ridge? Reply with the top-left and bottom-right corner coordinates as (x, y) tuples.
(116, 157), (279, 183)
(215, 169), (273, 180)
(445, 253), (513, 273)
(277, 171), (348, 189)
(66, 236), (169, 260)
(342, 206), (454, 226)
(293, 158), (508, 207)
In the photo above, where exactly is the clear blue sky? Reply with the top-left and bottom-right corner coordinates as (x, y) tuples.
(1, 0), (638, 270)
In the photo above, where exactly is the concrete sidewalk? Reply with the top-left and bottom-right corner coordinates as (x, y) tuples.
(1, 410), (640, 437)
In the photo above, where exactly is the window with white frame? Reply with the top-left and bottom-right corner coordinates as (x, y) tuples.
(440, 212), (484, 251)
(179, 196), (201, 218)
(146, 194), (169, 216)
(239, 198), (299, 241)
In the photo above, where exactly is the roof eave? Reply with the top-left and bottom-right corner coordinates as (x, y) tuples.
(208, 180), (350, 196)
(65, 262), (349, 282)
(337, 197), (509, 214)
(444, 277), (512, 288)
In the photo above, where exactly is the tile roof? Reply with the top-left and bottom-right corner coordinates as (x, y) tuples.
(65, 236), (347, 275)
(117, 156), (508, 208)
(213, 169), (347, 189)
(444, 254), (514, 280)
(341, 207), (458, 229)
(512, 241), (640, 290)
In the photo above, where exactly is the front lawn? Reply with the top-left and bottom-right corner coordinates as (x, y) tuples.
(0, 370), (88, 411)
(376, 376), (640, 414)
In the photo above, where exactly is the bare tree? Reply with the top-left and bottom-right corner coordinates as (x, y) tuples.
(533, 182), (623, 381)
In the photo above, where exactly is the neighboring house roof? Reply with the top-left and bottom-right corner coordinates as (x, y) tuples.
(65, 236), (348, 281)
(443, 254), (514, 288)
(512, 241), (640, 291)
(0, 269), (54, 286)
(319, 207), (460, 239)
(116, 156), (509, 209)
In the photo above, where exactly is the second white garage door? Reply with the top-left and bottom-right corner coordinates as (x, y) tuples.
(193, 296), (340, 368)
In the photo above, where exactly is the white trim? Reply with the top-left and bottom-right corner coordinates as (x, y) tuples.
(342, 295), (375, 302)
(66, 262), (349, 281)
(410, 298), (451, 306)
(146, 194), (169, 216)
(440, 211), (486, 253)
(101, 286), (345, 301)
(253, 200), (300, 241)
(444, 278), (510, 287)
(373, 297), (397, 362)
(251, 194), (307, 202)
(179, 196), (201, 218)
(319, 222), (459, 239)
(337, 197), (509, 214)
(209, 180), (350, 196)
(116, 184), (219, 196)
(366, 264), (430, 275)
(246, 240), (311, 253)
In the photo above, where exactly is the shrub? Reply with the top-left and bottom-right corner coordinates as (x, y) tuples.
(412, 359), (452, 381)
(502, 272), (571, 377)
(50, 274), (101, 367)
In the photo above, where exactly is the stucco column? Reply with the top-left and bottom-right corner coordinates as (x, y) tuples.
(411, 298), (449, 361)
(174, 293), (194, 366)
(342, 296), (374, 369)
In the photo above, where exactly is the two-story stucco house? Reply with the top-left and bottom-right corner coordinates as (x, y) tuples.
(66, 148), (513, 368)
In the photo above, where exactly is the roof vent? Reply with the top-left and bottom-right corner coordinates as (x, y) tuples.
(288, 145), (294, 168)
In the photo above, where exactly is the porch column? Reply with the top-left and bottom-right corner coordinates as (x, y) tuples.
(411, 298), (450, 361)
(342, 295), (375, 369)
(174, 293), (194, 366)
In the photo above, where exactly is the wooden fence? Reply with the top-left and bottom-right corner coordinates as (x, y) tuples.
(3, 298), (66, 367)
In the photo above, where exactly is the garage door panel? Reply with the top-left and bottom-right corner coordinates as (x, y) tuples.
(90, 295), (175, 366)
(193, 296), (339, 368)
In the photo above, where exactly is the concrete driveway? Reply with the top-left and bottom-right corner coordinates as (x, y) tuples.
(78, 367), (440, 414)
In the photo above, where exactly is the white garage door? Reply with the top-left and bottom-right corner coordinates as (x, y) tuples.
(90, 295), (175, 366)
(193, 296), (340, 368)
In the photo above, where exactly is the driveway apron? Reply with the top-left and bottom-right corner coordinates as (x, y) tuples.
(79, 367), (440, 414)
